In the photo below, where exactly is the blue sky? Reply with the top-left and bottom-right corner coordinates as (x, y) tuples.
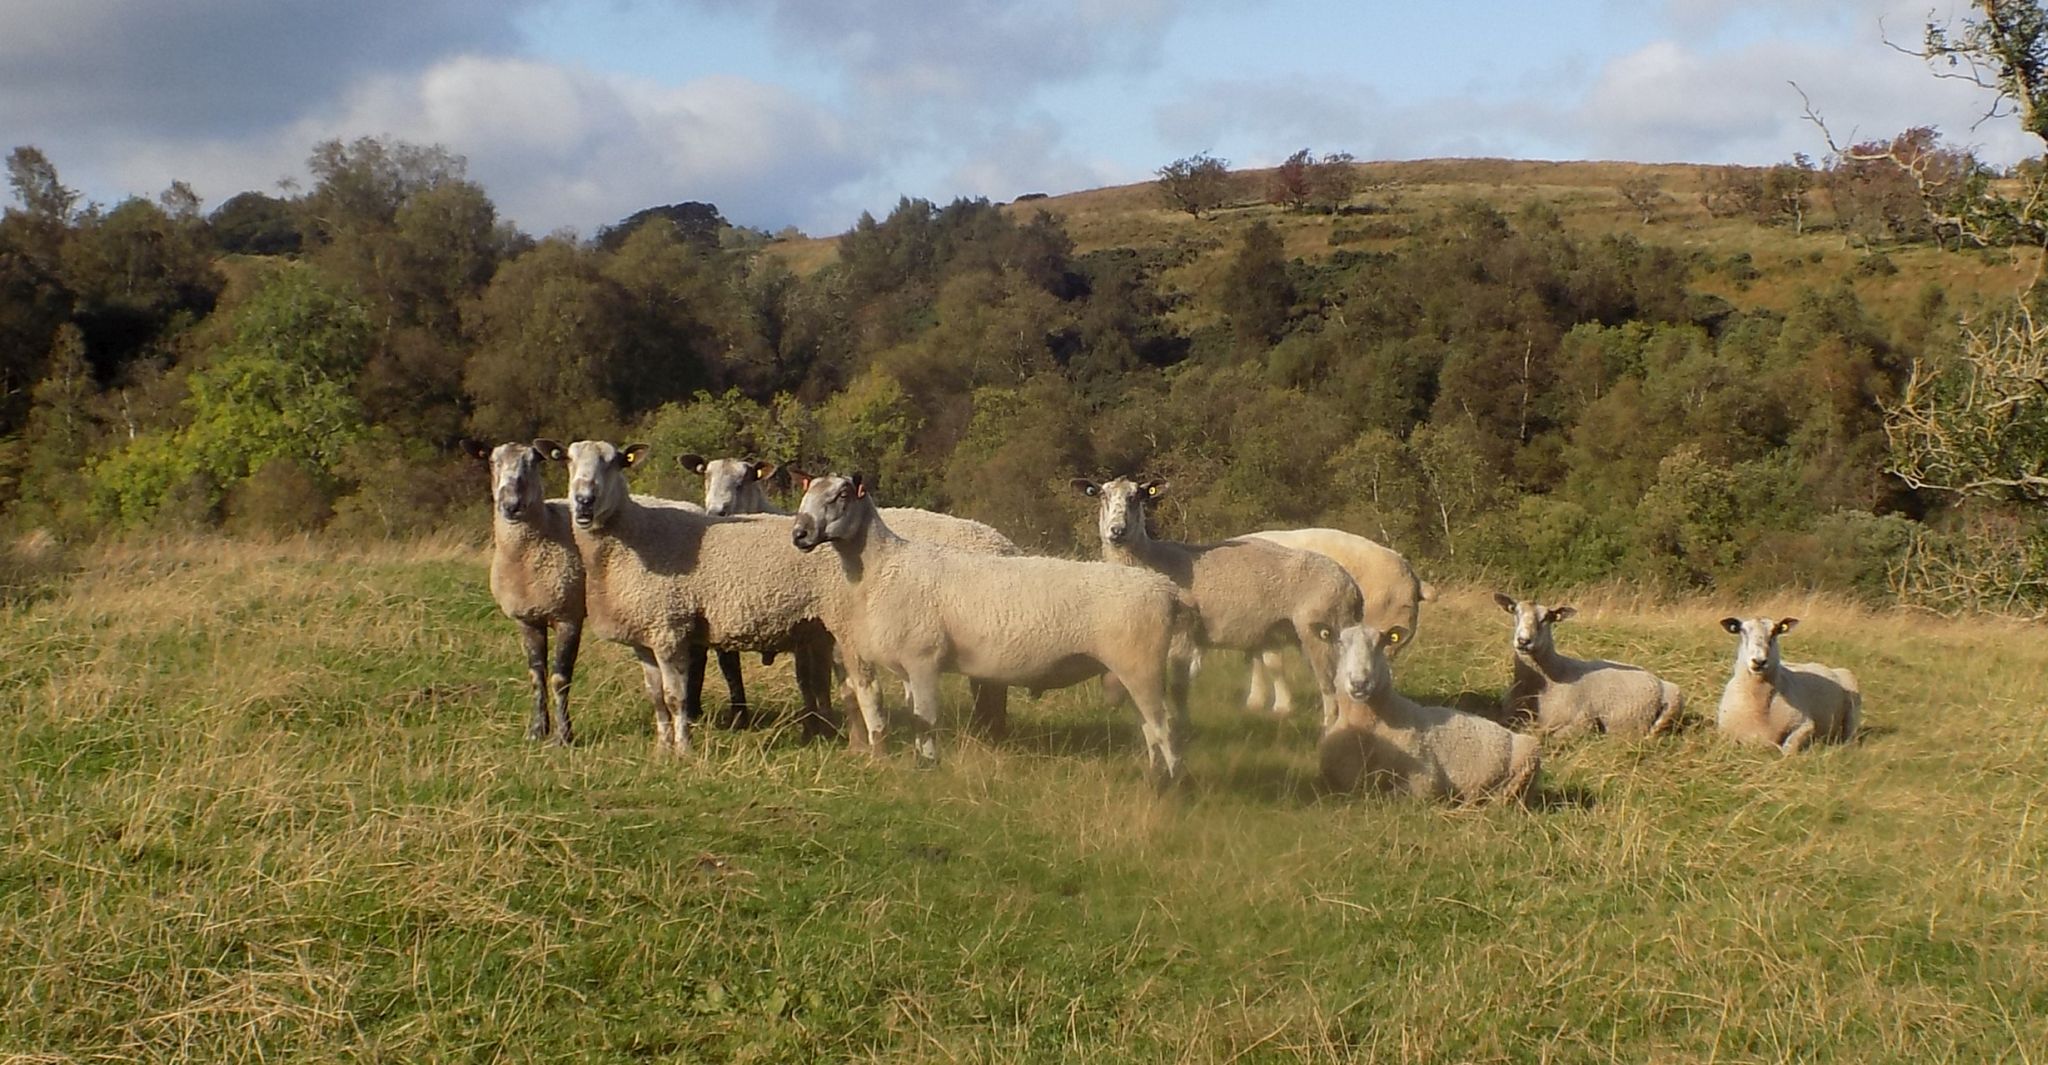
(0, 0), (2028, 238)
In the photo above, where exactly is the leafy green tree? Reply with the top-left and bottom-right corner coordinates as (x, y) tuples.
(88, 269), (372, 525)
(6, 147), (77, 225)
(209, 192), (302, 256)
(1219, 221), (1293, 346)
(9, 324), (98, 530)
(462, 238), (630, 442)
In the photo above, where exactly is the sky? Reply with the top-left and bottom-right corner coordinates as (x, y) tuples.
(0, 0), (2035, 239)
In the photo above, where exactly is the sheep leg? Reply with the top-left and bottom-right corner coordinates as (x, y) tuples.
(845, 658), (888, 756)
(968, 682), (1010, 741)
(792, 639), (838, 743)
(635, 647), (673, 750)
(1127, 675), (1185, 786)
(1840, 693), (1862, 744)
(548, 620), (581, 747)
(1781, 719), (1816, 755)
(714, 650), (750, 729)
(659, 653), (695, 755)
(905, 665), (944, 768)
(683, 643), (709, 725)
(519, 621), (551, 741)
(1242, 652), (1272, 714)
(1266, 652), (1294, 716)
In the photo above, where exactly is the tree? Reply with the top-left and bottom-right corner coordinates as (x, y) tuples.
(6, 146), (77, 224)
(1887, 308), (2048, 505)
(1156, 153), (1234, 218)
(1618, 175), (1667, 224)
(1218, 221), (1293, 345)
(1266, 149), (1358, 211)
(209, 192), (303, 256)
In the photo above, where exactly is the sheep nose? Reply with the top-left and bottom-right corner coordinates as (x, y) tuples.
(498, 500), (521, 520)
(1515, 639), (1533, 652)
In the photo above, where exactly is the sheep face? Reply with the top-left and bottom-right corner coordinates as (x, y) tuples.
(1351, 625), (1410, 704)
(1073, 477), (1165, 547)
(562, 440), (648, 530)
(694, 457), (772, 517)
(486, 442), (548, 522)
(1494, 594), (1572, 660)
(792, 472), (871, 551)
(1721, 616), (1797, 677)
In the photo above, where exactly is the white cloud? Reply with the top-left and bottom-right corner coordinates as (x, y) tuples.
(103, 57), (869, 235)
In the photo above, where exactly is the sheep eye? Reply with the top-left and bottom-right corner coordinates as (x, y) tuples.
(1317, 626), (1333, 642)
(1387, 631), (1402, 645)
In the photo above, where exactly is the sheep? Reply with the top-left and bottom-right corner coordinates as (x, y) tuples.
(1319, 626), (1541, 803)
(1072, 477), (1376, 728)
(681, 452), (1023, 741)
(1239, 527), (1435, 716)
(1716, 616), (1861, 753)
(1494, 594), (1684, 738)
(461, 439), (586, 745)
(792, 471), (1196, 782)
(555, 439), (842, 754)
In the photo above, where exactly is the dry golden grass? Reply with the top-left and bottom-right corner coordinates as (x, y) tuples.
(2, 537), (2046, 1061)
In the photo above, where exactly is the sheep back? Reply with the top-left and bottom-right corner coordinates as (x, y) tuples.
(1246, 528), (1426, 646)
(1519, 657), (1682, 738)
(1321, 692), (1539, 803)
(880, 507), (1021, 555)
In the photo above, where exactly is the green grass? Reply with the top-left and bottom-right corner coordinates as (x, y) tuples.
(4, 538), (2047, 1061)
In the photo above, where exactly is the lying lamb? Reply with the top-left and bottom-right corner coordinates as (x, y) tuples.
(1319, 626), (1541, 804)
(1496, 594), (1683, 738)
(1716, 616), (1861, 753)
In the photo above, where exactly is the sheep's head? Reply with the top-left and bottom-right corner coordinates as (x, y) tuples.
(1071, 476), (1165, 547)
(1347, 625), (1408, 706)
(1721, 616), (1796, 677)
(1495, 593), (1571, 659)
(791, 471), (871, 551)
(559, 440), (646, 530)
(686, 455), (775, 517)
(464, 439), (549, 522)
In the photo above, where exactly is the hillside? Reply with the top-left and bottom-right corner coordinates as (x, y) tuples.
(2, 537), (2045, 1059)
(768, 157), (2042, 326)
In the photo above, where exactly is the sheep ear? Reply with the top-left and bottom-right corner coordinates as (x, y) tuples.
(1492, 592), (1517, 614)
(1382, 626), (1408, 648)
(785, 466), (812, 490)
(1548, 606), (1575, 624)
(620, 444), (650, 469)
(1070, 478), (1101, 497)
(1773, 618), (1799, 635)
(459, 438), (490, 462)
(1142, 479), (1169, 499)
(1720, 617), (1743, 635)
(678, 454), (708, 474)
(532, 438), (566, 462)
(851, 471), (870, 498)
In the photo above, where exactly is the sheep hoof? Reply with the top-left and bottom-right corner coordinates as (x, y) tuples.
(548, 729), (574, 748)
(914, 737), (941, 769)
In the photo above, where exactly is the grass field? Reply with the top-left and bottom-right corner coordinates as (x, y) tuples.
(4, 536), (2047, 1062)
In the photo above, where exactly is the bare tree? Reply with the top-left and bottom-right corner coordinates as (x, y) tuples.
(1618, 175), (1667, 224)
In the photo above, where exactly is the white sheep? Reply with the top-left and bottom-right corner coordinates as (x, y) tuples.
(1494, 594), (1683, 738)
(1072, 477), (1376, 728)
(1716, 616), (1861, 753)
(793, 471), (1196, 782)
(1320, 626), (1541, 803)
(462, 439), (586, 745)
(1239, 527), (1435, 716)
(557, 439), (842, 753)
(682, 452), (1023, 742)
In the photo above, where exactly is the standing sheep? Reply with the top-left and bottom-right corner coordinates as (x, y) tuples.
(1716, 616), (1861, 753)
(1073, 478), (1376, 728)
(682, 452), (1023, 741)
(793, 471), (1196, 782)
(1239, 527), (1435, 716)
(461, 439), (585, 745)
(558, 440), (842, 754)
(1320, 626), (1541, 804)
(1495, 594), (1683, 738)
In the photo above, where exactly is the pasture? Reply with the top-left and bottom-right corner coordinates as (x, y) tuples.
(2, 536), (2046, 1062)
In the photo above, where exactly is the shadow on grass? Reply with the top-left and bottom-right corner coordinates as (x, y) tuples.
(1529, 782), (1598, 812)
